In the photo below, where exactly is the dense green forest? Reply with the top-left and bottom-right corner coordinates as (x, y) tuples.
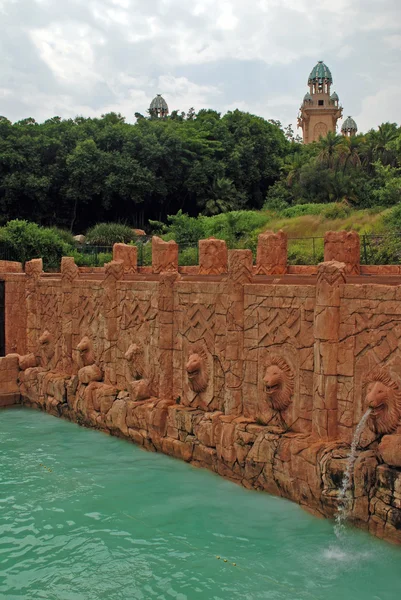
(0, 110), (287, 232)
(0, 109), (399, 234)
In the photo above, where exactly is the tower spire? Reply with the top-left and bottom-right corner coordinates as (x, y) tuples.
(297, 61), (343, 143)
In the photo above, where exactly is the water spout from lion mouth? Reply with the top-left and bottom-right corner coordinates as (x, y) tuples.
(264, 383), (279, 395)
(369, 403), (385, 416)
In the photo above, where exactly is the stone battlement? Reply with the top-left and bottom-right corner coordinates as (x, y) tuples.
(1, 231), (401, 544)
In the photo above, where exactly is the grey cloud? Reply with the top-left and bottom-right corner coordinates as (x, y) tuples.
(0, 0), (399, 130)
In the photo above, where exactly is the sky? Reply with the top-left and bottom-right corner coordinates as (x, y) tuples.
(0, 0), (400, 134)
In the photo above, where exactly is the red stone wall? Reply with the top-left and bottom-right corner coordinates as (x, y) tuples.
(2, 233), (401, 545)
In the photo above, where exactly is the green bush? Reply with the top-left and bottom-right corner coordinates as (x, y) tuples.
(164, 211), (205, 246)
(71, 250), (112, 266)
(321, 202), (351, 220)
(0, 219), (72, 269)
(86, 222), (136, 245)
(287, 238), (324, 265)
(48, 226), (76, 246)
(178, 246), (198, 266)
(135, 242), (152, 266)
(362, 234), (401, 264)
(384, 204), (401, 230)
(280, 203), (329, 219)
(201, 211), (270, 244)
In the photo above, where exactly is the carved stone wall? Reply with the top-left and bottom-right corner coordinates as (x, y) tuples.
(199, 238), (228, 275)
(324, 231), (360, 275)
(256, 230), (287, 275)
(2, 234), (401, 545)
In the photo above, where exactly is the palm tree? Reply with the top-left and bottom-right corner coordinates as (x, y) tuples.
(339, 135), (363, 173)
(203, 177), (240, 216)
(316, 131), (343, 169)
(281, 153), (304, 188)
(365, 123), (398, 167)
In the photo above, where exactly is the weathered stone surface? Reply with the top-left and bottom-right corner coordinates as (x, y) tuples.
(379, 435), (401, 467)
(324, 231), (360, 275)
(2, 230), (401, 546)
(256, 230), (287, 275)
(113, 243), (138, 273)
(152, 236), (178, 273)
(199, 238), (228, 275)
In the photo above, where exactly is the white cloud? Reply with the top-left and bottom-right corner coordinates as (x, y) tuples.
(0, 0), (399, 130)
(385, 35), (401, 49)
(30, 22), (105, 85)
(354, 85), (401, 133)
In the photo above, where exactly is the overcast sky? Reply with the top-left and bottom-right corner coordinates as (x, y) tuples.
(0, 0), (400, 133)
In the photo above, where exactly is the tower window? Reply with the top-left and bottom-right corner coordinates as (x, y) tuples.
(318, 100), (324, 106)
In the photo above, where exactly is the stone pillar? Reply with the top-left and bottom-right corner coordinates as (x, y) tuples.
(61, 257), (79, 373)
(113, 243), (138, 273)
(324, 231), (360, 275)
(224, 250), (253, 415)
(255, 230), (287, 275)
(199, 238), (228, 275)
(158, 272), (180, 400)
(103, 261), (124, 385)
(25, 259), (43, 353)
(312, 260), (346, 440)
(152, 236), (178, 274)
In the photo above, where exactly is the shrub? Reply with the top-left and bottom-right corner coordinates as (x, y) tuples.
(86, 222), (136, 245)
(178, 246), (198, 266)
(48, 226), (76, 246)
(361, 234), (401, 264)
(135, 241), (152, 266)
(71, 250), (113, 267)
(287, 238), (324, 265)
(201, 211), (270, 244)
(321, 202), (351, 220)
(164, 211), (205, 246)
(280, 203), (329, 219)
(383, 204), (401, 230)
(0, 219), (72, 269)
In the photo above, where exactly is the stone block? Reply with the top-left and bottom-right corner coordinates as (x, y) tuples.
(379, 435), (401, 468)
(152, 236), (178, 273)
(255, 230), (287, 275)
(113, 243), (138, 273)
(199, 238), (228, 275)
(324, 231), (360, 275)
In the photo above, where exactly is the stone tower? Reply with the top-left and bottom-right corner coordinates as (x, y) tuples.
(149, 94), (169, 118)
(297, 61), (343, 144)
(341, 116), (358, 137)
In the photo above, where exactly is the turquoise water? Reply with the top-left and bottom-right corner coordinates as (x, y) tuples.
(1, 408), (400, 600)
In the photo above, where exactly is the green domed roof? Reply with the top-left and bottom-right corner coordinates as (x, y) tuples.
(150, 94), (168, 112)
(308, 61), (332, 84)
(341, 116), (358, 132)
(304, 92), (312, 102)
(330, 91), (339, 101)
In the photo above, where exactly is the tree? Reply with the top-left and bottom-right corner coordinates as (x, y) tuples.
(202, 177), (244, 215)
(316, 131), (343, 169)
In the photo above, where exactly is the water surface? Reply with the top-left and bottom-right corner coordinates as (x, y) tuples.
(1, 407), (400, 600)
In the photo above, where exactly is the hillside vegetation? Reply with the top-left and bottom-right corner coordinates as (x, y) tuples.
(0, 111), (400, 234)
(1, 203), (400, 269)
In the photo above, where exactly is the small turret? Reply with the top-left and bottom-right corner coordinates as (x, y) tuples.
(149, 94), (169, 118)
(341, 116), (358, 137)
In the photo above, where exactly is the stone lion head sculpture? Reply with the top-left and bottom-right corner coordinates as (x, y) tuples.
(38, 330), (55, 366)
(186, 346), (210, 394)
(125, 342), (146, 380)
(263, 356), (294, 412)
(76, 336), (95, 367)
(365, 367), (401, 435)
